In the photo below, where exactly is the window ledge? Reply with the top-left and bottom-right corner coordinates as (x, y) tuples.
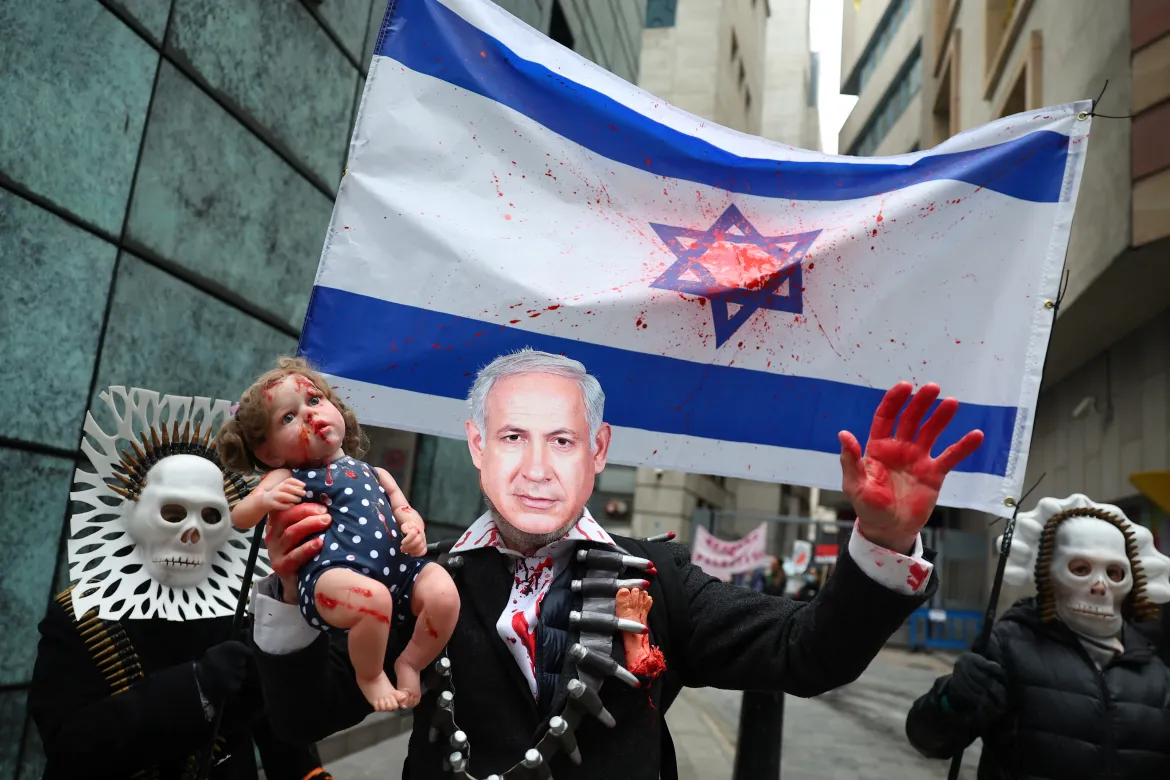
(982, 0), (1035, 100)
(933, 0), (962, 78)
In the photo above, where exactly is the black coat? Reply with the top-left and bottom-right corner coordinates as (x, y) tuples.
(905, 598), (1170, 780)
(28, 589), (326, 780)
(254, 535), (933, 779)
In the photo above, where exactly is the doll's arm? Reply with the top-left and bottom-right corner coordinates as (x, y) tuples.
(374, 467), (427, 555)
(232, 469), (300, 530)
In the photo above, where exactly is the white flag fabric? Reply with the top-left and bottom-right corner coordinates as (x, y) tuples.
(300, 0), (1091, 518)
(691, 524), (769, 581)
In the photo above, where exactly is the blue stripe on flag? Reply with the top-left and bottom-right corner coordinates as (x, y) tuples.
(376, 0), (1070, 203)
(300, 286), (1017, 477)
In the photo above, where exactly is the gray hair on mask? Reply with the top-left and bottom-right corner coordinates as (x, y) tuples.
(467, 348), (605, 451)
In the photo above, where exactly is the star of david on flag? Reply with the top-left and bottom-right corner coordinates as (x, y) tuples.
(650, 205), (821, 347)
(297, 0), (1092, 518)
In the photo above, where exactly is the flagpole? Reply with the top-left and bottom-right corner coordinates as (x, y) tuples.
(943, 269), (1071, 780)
(944, 472), (1044, 780)
(198, 519), (268, 780)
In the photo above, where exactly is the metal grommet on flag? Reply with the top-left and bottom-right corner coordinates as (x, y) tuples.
(1004, 497), (1017, 508)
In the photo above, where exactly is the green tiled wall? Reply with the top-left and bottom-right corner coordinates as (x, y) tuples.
(92, 255), (297, 404)
(0, 452), (75, 687)
(126, 63), (332, 329)
(107, 0), (175, 44)
(0, 1), (157, 234)
(0, 1), (643, 775)
(0, 192), (117, 451)
(167, 0), (358, 187)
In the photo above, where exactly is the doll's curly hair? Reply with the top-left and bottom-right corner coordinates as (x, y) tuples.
(215, 356), (368, 474)
(1034, 506), (1159, 624)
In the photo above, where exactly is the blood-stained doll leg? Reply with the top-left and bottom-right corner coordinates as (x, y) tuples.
(392, 562), (461, 708)
(312, 567), (399, 711)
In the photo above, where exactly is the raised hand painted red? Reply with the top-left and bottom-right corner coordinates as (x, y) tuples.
(838, 382), (984, 554)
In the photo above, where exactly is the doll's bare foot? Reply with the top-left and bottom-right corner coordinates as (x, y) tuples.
(357, 671), (400, 712)
(393, 656), (423, 708)
(616, 587), (665, 678)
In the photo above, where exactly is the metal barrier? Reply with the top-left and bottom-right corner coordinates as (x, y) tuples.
(906, 608), (983, 651)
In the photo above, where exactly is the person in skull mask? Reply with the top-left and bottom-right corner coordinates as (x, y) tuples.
(27, 386), (329, 780)
(904, 493), (1170, 779)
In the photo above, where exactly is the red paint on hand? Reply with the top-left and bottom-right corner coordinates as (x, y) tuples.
(840, 383), (984, 549)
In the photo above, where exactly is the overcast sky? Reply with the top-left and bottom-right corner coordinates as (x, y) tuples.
(809, 0), (858, 154)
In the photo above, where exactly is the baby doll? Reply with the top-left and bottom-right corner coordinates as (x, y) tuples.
(217, 356), (460, 711)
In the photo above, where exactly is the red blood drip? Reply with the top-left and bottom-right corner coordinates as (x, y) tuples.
(474, 526), (501, 547)
(906, 562), (930, 590)
(511, 611), (538, 672)
(298, 427), (312, 464)
(628, 646), (666, 679)
(424, 614), (440, 640)
(695, 240), (785, 291)
(346, 469), (358, 479)
(293, 375), (319, 397)
(357, 606), (390, 624)
(315, 593), (340, 610)
(350, 586), (373, 598)
(324, 465), (334, 486)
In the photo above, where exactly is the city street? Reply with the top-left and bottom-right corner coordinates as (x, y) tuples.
(322, 648), (982, 779)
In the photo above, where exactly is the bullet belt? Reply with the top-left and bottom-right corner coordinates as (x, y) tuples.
(57, 586), (227, 780)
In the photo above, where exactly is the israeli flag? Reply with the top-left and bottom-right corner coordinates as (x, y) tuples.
(300, 0), (1091, 518)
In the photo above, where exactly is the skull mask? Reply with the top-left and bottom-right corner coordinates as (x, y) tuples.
(122, 455), (232, 588)
(1051, 516), (1132, 638)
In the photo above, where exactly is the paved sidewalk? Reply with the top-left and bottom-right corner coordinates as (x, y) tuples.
(674, 648), (982, 780)
(322, 648), (982, 779)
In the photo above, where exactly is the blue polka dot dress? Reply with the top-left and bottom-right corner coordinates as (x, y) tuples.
(292, 456), (427, 631)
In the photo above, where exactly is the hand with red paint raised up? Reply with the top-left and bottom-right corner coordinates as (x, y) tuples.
(838, 382), (984, 554)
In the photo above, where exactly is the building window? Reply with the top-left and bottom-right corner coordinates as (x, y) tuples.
(645, 0), (678, 29)
(932, 30), (960, 145)
(983, 0), (1033, 99)
(931, 0), (958, 73)
(848, 45), (922, 157)
(844, 0), (912, 95)
(549, 0), (574, 49)
(807, 51), (820, 108)
(993, 30), (1042, 119)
